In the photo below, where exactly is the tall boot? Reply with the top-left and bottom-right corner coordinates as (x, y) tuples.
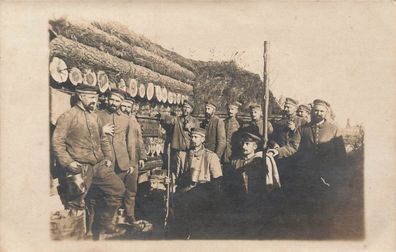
(98, 204), (124, 240)
(85, 199), (95, 238)
(125, 196), (136, 224)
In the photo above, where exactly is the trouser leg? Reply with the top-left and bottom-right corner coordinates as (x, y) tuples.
(117, 168), (138, 222)
(174, 150), (187, 179)
(91, 162), (125, 232)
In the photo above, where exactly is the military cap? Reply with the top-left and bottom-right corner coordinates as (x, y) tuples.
(191, 127), (206, 137)
(122, 93), (135, 104)
(298, 104), (311, 113)
(249, 102), (262, 110)
(285, 97), (299, 107)
(240, 131), (262, 143)
(182, 100), (194, 108)
(313, 99), (330, 108)
(227, 100), (242, 108)
(110, 88), (126, 100)
(205, 100), (217, 110)
(75, 84), (99, 94)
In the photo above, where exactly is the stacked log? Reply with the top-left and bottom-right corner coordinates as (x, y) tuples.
(92, 21), (198, 74)
(50, 18), (196, 83)
(50, 36), (193, 95)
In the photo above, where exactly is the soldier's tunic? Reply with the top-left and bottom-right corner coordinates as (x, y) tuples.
(222, 116), (240, 164)
(270, 115), (307, 187)
(229, 156), (267, 209)
(201, 115), (226, 159)
(271, 115), (306, 148)
(246, 119), (273, 138)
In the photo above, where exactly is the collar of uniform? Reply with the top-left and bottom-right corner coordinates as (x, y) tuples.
(76, 102), (94, 113)
(251, 119), (261, 125)
(105, 107), (121, 115)
(242, 153), (256, 161)
(311, 120), (325, 129)
(182, 115), (191, 120)
(191, 146), (205, 157)
(227, 116), (237, 121)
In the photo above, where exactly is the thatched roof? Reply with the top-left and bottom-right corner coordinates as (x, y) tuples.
(190, 60), (281, 115)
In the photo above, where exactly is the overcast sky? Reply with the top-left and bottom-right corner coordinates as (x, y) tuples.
(65, 1), (396, 126)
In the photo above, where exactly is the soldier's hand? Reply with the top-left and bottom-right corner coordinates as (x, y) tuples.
(267, 149), (279, 157)
(68, 161), (82, 174)
(127, 166), (135, 175)
(103, 123), (115, 136)
(153, 111), (161, 119)
(163, 176), (171, 185)
(104, 159), (112, 168)
(287, 121), (296, 131)
(138, 160), (145, 169)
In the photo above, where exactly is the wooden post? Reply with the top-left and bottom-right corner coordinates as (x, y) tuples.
(263, 41), (270, 149)
(164, 142), (171, 229)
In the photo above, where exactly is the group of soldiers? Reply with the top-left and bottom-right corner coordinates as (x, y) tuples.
(52, 84), (347, 240)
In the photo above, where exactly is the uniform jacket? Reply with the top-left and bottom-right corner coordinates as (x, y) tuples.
(97, 109), (145, 171)
(247, 119), (274, 138)
(129, 115), (147, 165)
(271, 114), (307, 147)
(52, 103), (112, 167)
(229, 156), (267, 205)
(160, 114), (199, 151)
(296, 121), (346, 185)
(177, 146), (223, 188)
(201, 115), (226, 159)
(222, 116), (240, 163)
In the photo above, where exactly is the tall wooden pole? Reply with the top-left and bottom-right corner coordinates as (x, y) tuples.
(263, 41), (269, 149)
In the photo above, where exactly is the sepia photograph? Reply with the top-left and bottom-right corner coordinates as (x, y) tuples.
(1, 1), (396, 251)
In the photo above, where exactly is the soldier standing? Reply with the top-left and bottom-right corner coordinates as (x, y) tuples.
(267, 99), (347, 237)
(97, 89), (145, 225)
(270, 97), (307, 188)
(157, 100), (199, 185)
(222, 101), (241, 164)
(120, 94), (146, 173)
(200, 101), (226, 160)
(52, 85), (125, 238)
(244, 103), (273, 144)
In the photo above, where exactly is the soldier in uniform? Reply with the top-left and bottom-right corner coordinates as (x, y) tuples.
(297, 104), (311, 123)
(157, 100), (199, 185)
(228, 132), (267, 210)
(200, 101), (226, 160)
(52, 85), (125, 238)
(267, 99), (347, 237)
(270, 97), (307, 188)
(243, 103), (273, 147)
(120, 94), (146, 174)
(222, 101), (241, 164)
(171, 128), (223, 238)
(221, 101), (241, 210)
(96, 92), (146, 224)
